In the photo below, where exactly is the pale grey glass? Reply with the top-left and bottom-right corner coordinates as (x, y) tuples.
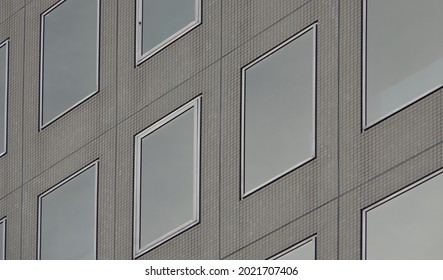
(142, 0), (196, 55)
(366, 172), (443, 259)
(366, 0), (443, 126)
(244, 29), (315, 194)
(42, 0), (98, 126)
(0, 220), (4, 260)
(140, 108), (195, 249)
(0, 43), (7, 155)
(40, 164), (97, 260)
(276, 240), (315, 260)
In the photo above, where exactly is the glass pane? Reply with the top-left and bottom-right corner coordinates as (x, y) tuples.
(138, 105), (197, 252)
(39, 163), (97, 260)
(366, 171), (443, 259)
(41, 0), (98, 126)
(243, 27), (315, 195)
(142, 0), (196, 55)
(0, 42), (7, 155)
(0, 220), (5, 260)
(275, 239), (315, 260)
(366, 0), (443, 125)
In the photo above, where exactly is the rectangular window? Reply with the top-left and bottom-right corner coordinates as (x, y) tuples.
(362, 169), (443, 259)
(40, 0), (100, 128)
(363, 0), (443, 127)
(38, 162), (98, 260)
(0, 218), (5, 260)
(0, 40), (8, 157)
(136, 0), (201, 64)
(134, 97), (200, 257)
(270, 236), (316, 260)
(241, 24), (316, 197)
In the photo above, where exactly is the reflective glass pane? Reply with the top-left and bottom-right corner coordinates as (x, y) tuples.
(365, 0), (443, 126)
(41, 0), (99, 127)
(136, 100), (199, 255)
(365, 171), (443, 259)
(141, 0), (197, 57)
(39, 163), (97, 260)
(0, 219), (5, 260)
(275, 239), (315, 260)
(0, 42), (7, 156)
(243, 26), (315, 195)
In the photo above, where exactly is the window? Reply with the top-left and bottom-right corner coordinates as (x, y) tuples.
(0, 40), (8, 157)
(38, 162), (98, 260)
(136, 0), (201, 64)
(363, 0), (443, 128)
(271, 236), (316, 260)
(0, 218), (5, 260)
(362, 169), (443, 259)
(241, 24), (316, 197)
(40, 0), (100, 128)
(134, 97), (200, 257)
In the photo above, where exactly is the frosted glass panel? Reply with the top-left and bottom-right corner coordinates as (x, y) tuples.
(135, 98), (200, 256)
(243, 26), (316, 195)
(41, 0), (99, 127)
(39, 163), (97, 260)
(365, 0), (443, 126)
(365, 171), (443, 259)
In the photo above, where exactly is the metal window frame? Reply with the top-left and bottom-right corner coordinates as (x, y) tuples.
(361, 0), (443, 130)
(39, 0), (101, 130)
(37, 161), (99, 260)
(269, 235), (317, 260)
(0, 39), (9, 158)
(0, 217), (6, 260)
(240, 23), (317, 198)
(133, 96), (201, 258)
(361, 168), (443, 260)
(135, 0), (202, 66)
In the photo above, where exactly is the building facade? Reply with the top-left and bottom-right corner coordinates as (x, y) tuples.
(0, 0), (442, 260)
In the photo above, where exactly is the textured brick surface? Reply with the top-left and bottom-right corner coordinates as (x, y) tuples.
(0, 11), (24, 199)
(0, 0), (24, 26)
(22, 0), (117, 182)
(116, 0), (221, 123)
(0, 189), (22, 260)
(21, 129), (115, 260)
(220, 0), (339, 258)
(0, 0), (441, 260)
(115, 62), (220, 260)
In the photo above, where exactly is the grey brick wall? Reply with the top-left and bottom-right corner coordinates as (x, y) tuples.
(0, 0), (441, 260)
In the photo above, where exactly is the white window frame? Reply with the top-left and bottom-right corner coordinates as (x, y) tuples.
(240, 23), (317, 198)
(0, 39), (8, 158)
(0, 217), (6, 260)
(39, 0), (101, 130)
(37, 161), (99, 260)
(361, 168), (443, 259)
(270, 235), (317, 260)
(133, 96), (201, 258)
(135, 0), (202, 65)
(361, 0), (443, 129)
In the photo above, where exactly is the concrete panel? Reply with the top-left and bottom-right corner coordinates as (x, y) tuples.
(222, 0), (312, 55)
(338, 0), (443, 195)
(220, 0), (339, 258)
(21, 129), (116, 260)
(115, 62), (220, 260)
(224, 200), (338, 260)
(0, 188), (22, 260)
(0, 11), (24, 199)
(22, 0), (117, 182)
(0, 0), (24, 26)
(339, 142), (442, 259)
(116, 0), (221, 123)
